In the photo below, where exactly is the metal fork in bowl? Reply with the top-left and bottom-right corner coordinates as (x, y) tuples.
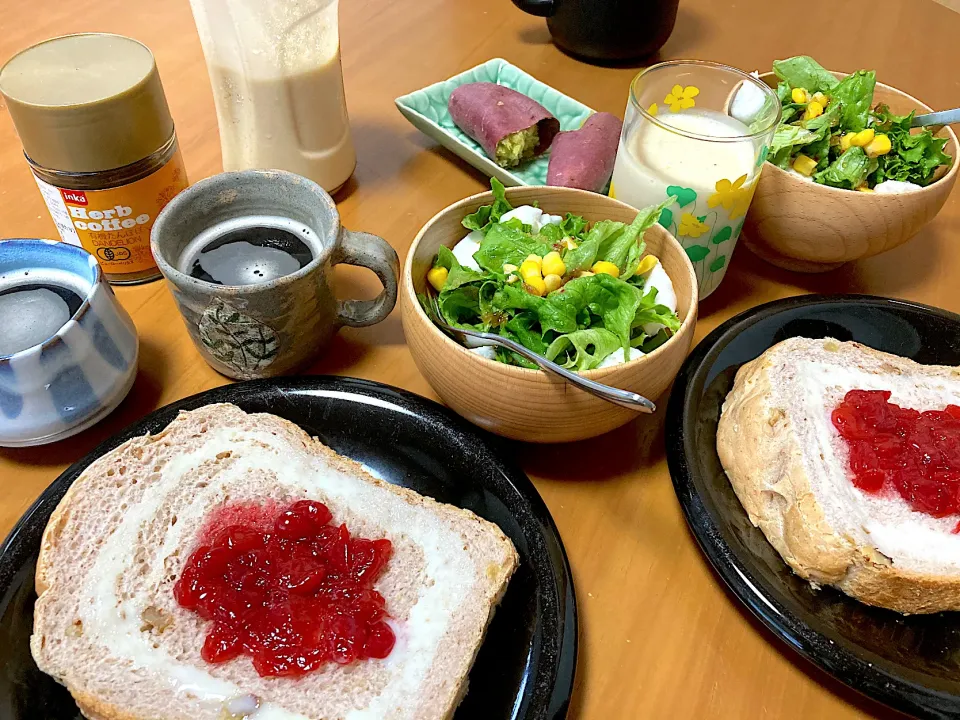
(912, 107), (960, 131)
(425, 295), (656, 413)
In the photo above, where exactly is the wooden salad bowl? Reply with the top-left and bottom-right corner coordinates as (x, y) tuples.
(401, 186), (699, 443)
(744, 72), (959, 273)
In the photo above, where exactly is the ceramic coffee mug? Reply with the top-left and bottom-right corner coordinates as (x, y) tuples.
(151, 170), (399, 380)
(511, 0), (678, 62)
(0, 239), (139, 446)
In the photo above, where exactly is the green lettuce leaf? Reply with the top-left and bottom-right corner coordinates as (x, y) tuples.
(813, 146), (877, 189)
(536, 296), (579, 335)
(437, 285), (482, 326)
(596, 197), (675, 277)
(872, 104), (953, 186)
(537, 213), (588, 244)
(622, 197), (676, 279)
(773, 56), (839, 94)
(780, 106), (800, 124)
(537, 223), (565, 244)
(503, 311), (547, 355)
(543, 212), (587, 240)
(769, 124), (819, 157)
(417, 292), (439, 324)
(544, 328), (622, 371)
(562, 219), (624, 272)
(800, 100), (841, 133)
(472, 222), (550, 273)
(552, 274), (641, 355)
(560, 212), (589, 238)
(476, 279), (508, 328)
(462, 178), (513, 231)
(770, 148), (794, 169)
(493, 345), (537, 369)
(806, 134), (833, 168)
(776, 102), (841, 167)
(632, 287), (682, 335)
(634, 328), (671, 353)
(486, 282), (544, 314)
(486, 283), (580, 336)
(832, 70), (875, 132)
(775, 82), (806, 123)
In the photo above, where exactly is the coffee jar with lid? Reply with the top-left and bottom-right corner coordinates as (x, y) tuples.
(0, 33), (189, 284)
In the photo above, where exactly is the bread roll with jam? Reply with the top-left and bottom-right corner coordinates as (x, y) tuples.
(718, 337), (960, 614)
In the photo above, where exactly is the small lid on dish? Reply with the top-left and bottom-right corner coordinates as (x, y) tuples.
(0, 33), (174, 173)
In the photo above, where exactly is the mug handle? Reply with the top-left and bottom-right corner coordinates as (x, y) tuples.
(510, 0), (556, 16)
(333, 229), (400, 327)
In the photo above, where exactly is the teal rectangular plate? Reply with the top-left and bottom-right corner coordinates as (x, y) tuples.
(395, 58), (596, 187)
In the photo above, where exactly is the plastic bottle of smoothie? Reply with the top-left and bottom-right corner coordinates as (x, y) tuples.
(189, 0), (356, 193)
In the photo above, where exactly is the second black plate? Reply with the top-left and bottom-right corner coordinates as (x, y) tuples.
(0, 377), (577, 720)
(667, 294), (960, 719)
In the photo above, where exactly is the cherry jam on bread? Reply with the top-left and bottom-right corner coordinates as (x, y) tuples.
(174, 500), (395, 677)
(833, 390), (960, 521)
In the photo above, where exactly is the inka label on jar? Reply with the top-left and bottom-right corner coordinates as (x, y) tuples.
(0, 33), (189, 284)
(33, 149), (188, 275)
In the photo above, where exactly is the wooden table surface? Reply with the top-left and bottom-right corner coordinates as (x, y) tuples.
(3, 0), (959, 717)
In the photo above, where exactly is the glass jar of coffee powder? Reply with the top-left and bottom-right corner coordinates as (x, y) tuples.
(0, 33), (189, 284)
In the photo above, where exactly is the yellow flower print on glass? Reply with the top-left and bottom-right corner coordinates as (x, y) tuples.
(707, 175), (746, 210)
(648, 103), (659, 116)
(664, 85), (699, 112)
(730, 181), (757, 221)
(678, 212), (709, 238)
(707, 174), (756, 221)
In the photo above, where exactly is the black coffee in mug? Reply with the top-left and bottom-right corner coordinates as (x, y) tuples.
(179, 216), (318, 286)
(511, 0), (679, 62)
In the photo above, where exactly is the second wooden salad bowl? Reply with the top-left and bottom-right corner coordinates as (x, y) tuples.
(401, 186), (698, 443)
(744, 72), (958, 273)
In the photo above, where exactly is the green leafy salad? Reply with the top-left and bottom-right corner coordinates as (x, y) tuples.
(769, 55), (952, 190)
(421, 179), (681, 371)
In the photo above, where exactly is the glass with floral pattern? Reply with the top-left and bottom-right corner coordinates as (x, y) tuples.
(610, 61), (780, 299)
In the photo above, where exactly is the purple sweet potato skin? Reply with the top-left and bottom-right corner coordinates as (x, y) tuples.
(547, 112), (623, 192)
(448, 82), (560, 160)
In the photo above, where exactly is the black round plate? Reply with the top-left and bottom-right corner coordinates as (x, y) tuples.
(0, 377), (576, 720)
(666, 294), (960, 720)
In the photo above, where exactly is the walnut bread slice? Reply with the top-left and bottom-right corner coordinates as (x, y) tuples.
(717, 337), (960, 615)
(31, 403), (518, 720)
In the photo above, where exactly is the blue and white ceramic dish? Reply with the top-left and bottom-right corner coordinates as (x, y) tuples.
(0, 240), (139, 446)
